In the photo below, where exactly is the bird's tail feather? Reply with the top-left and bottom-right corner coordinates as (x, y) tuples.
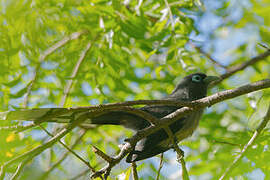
(0, 108), (92, 124)
(0, 109), (147, 130)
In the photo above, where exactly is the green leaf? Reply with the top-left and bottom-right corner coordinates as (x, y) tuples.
(3, 75), (22, 87)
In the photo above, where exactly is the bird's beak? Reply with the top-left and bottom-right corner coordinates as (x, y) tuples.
(203, 75), (220, 84)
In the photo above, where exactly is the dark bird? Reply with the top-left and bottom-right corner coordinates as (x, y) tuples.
(0, 73), (219, 163)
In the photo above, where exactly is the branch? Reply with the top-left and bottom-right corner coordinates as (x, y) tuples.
(164, 0), (175, 30)
(9, 158), (29, 180)
(70, 168), (91, 180)
(37, 126), (95, 171)
(216, 49), (270, 84)
(131, 162), (139, 180)
(40, 130), (87, 179)
(190, 43), (227, 69)
(92, 146), (113, 163)
(0, 112), (89, 179)
(0, 123), (36, 132)
(219, 103), (270, 180)
(156, 154), (164, 180)
(91, 142), (132, 179)
(23, 30), (88, 107)
(60, 38), (96, 107)
(163, 126), (189, 180)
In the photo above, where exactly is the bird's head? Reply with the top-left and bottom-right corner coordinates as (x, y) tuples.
(169, 73), (220, 101)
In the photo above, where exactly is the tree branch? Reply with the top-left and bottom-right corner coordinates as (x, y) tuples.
(60, 38), (96, 107)
(23, 30), (88, 107)
(190, 43), (227, 69)
(131, 162), (139, 180)
(156, 153), (164, 180)
(215, 49), (270, 84)
(219, 103), (270, 180)
(163, 126), (189, 180)
(40, 130), (88, 179)
(0, 112), (89, 179)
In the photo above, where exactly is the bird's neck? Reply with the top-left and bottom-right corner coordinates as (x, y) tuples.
(168, 87), (206, 101)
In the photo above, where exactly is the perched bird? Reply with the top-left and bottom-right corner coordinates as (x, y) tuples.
(0, 73), (219, 162)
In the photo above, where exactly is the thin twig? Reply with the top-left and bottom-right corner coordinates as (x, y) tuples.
(40, 130), (90, 180)
(131, 162), (139, 180)
(0, 112), (88, 179)
(212, 139), (241, 147)
(258, 43), (269, 50)
(92, 145), (114, 163)
(91, 142), (132, 179)
(0, 127), (72, 180)
(178, 152), (189, 180)
(218, 50), (270, 83)
(10, 160), (28, 180)
(47, 37), (96, 176)
(23, 30), (88, 107)
(190, 43), (227, 69)
(60, 40), (94, 107)
(70, 168), (90, 180)
(0, 123), (36, 132)
(163, 126), (190, 180)
(219, 104), (270, 180)
(164, 0), (175, 30)
(39, 125), (94, 171)
(156, 153), (164, 180)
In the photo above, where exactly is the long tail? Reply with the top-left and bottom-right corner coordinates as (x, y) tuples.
(0, 108), (148, 130)
(0, 108), (91, 123)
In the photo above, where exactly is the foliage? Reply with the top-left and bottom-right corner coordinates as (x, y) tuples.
(0, 0), (269, 179)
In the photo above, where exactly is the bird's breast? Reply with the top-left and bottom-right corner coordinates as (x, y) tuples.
(158, 109), (204, 148)
(175, 109), (204, 140)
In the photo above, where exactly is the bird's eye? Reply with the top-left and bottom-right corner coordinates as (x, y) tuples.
(192, 75), (202, 82)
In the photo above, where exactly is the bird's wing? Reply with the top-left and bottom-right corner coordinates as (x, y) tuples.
(126, 116), (186, 162)
(125, 105), (187, 162)
(90, 105), (183, 130)
(140, 105), (180, 118)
